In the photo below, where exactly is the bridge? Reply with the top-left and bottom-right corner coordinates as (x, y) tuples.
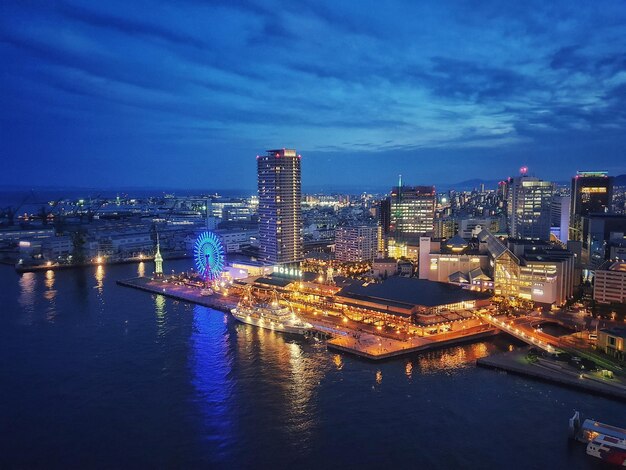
(477, 312), (558, 353)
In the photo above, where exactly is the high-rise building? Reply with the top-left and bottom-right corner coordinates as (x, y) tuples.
(507, 173), (554, 241)
(389, 184), (436, 238)
(335, 225), (378, 262)
(569, 171), (613, 242)
(580, 214), (626, 269)
(550, 194), (571, 244)
(257, 149), (303, 264)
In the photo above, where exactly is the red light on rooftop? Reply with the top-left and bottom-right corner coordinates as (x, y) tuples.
(520, 166), (528, 175)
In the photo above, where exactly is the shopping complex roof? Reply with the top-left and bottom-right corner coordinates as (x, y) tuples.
(336, 276), (490, 308)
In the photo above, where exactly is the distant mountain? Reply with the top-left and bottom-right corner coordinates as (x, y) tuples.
(441, 179), (501, 191)
(615, 174), (626, 186)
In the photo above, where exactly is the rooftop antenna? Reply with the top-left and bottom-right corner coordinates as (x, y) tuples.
(398, 174), (403, 188)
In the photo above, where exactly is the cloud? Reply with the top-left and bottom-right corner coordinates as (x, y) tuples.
(1, 0), (626, 188)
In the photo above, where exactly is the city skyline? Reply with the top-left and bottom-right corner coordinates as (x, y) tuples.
(2, 1), (626, 189)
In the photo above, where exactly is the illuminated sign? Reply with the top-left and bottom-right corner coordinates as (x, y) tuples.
(273, 265), (303, 277)
(581, 187), (607, 193)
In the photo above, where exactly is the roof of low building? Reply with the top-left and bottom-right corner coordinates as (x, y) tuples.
(601, 327), (626, 338)
(336, 276), (490, 308)
(469, 267), (491, 281)
(254, 276), (294, 288)
(446, 234), (469, 249)
(448, 271), (469, 283)
(597, 261), (626, 272)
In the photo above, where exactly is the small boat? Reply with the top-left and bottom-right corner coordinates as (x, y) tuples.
(569, 411), (626, 466)
(586, 434), (626, 466)
(231, 287), (312, 336)
(200, 288), (213, 296)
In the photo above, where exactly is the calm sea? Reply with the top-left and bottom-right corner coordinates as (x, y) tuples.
(0, 259), (622, 469)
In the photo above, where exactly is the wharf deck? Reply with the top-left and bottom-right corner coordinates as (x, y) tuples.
(477, 349), (626, 402)
(327, 325), (499, 360)
(116, 277), (237, 313)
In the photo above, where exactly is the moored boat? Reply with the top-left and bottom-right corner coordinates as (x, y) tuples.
(586, 434), (626, 466)
(231, 287), (312, 335)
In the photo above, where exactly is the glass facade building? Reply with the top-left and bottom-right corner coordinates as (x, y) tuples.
(508, 176), (554, 241)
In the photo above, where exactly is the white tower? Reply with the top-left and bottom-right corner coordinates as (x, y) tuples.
(154, 232), (163, 278)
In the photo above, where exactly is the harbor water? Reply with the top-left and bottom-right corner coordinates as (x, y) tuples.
(0, 260), (624, 469)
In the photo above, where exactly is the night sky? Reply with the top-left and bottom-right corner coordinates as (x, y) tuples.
(2, 1), (626, 191)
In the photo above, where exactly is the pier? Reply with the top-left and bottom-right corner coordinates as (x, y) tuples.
(116, 277), (237, 313)
(477, 349), (626, 402)
(118, 276), (502, 360)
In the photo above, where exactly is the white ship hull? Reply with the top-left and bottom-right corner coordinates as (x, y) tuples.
(231, 308), (311, 336)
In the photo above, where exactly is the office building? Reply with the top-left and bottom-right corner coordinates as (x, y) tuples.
(570, 171), (613, 242)
(550, 194), (571, 244)
(257, 148), (303, 264)
(507, 174), (554, 241)
(594, 261), (626, 304)
(581, 214), (626, 269)
(335, 225), (378, 262)
(389, 184), (436, 237)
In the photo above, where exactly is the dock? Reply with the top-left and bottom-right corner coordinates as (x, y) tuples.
(116, 277), (237, 313)
(326, 325), (499, 360)
(477, 349), (626, 402)
(117, 276), (502, 360)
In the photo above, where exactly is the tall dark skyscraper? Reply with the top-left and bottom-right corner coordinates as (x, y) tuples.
(257, 148), (303, 264)
(569, 171), (613, 242)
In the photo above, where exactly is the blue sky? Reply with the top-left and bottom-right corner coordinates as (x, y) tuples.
(2, 0), (626, 191)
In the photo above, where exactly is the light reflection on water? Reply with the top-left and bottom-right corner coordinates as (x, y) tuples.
(18, 272), (36, 323)
(137, 261), (145, 278)
(190, 305), (235, 461)
(154, 294), (166, 338)
(417, 341), (494, 374)
(44, 270), (57, 321)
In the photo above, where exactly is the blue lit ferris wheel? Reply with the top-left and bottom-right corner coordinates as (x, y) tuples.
(194, 231), (225, 281)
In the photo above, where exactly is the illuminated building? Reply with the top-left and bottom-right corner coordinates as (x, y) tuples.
(508, 172), (554, 241)
(478, 229), (574, 306)
(550, 194), (571, 244)
(594, 261), (626, 304)
(335, 277), (491, 320)
(257, 149), (303, 264)
(598, 327), (626, 361)
(570, 171), (613, 242)
(335, 225), (378, 262)
(419, 236), (492, 290)
(434, 217), (457, 239)
(389, 184), (436, 237)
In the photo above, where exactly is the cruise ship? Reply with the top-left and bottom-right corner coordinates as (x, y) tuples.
(231, 288), (312, 336)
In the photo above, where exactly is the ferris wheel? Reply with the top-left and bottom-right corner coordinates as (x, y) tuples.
(193, 231), (225, 281)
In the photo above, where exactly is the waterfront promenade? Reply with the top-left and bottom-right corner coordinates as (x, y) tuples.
(477, 349), (626, 402)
